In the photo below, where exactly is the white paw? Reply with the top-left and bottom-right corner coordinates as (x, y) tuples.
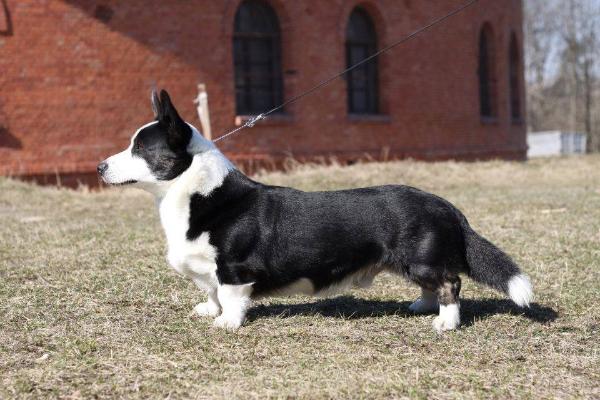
(193, 301), (221, 318)
(408, 298), (439, 314)
(432, 316), (460, 333)
(213, 314), (244, 331)
(432, 303), (460, 333)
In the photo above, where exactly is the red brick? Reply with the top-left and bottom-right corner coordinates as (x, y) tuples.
(0, 0), (526, 183)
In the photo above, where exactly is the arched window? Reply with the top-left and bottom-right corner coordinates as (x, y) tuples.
(233, 1), (283, 115)
(346, 8), (379, 114)
(508, 33), (522, 122)
(0, 0), (13, 36)
(478, 23), (497, 119)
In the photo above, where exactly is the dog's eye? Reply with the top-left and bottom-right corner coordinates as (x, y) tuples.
(134, 141), (144, 150)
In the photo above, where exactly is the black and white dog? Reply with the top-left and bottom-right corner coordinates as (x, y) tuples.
(98, 90), (532, 332)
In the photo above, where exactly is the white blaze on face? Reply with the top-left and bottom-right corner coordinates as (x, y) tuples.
(102, 121), (158, 185)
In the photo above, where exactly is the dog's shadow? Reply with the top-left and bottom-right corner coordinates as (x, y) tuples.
(248, 295), (558, 326)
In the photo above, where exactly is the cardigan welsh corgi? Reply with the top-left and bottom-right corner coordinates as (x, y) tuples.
(98, 90), (532, 332)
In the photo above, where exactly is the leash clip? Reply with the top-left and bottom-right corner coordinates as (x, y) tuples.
(246, 113), (265, 127)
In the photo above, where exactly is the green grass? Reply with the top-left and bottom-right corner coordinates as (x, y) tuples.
(1, 156), (599, 399)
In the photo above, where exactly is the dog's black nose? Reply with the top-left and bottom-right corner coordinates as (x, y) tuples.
(97, 162), (108, 175)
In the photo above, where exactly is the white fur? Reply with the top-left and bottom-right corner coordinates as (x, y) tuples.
(507, 274), (533, 307)
(213, 283), (253, 331)
(409, 289), (439, 314)
(104, 120), (246, 329)
(186, 124), (222, 155)
(155, 127), (231, 272)
(159, 145), (232, 280)
(193, 288), (221, 317)
(102, 121), (159, 185)
(153, 126), (234, 324)
(110, 122), (235, 325)
(433, 303), (460, 333)
(166, 232), (217, 277)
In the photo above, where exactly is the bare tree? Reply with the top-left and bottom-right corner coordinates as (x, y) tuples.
(561, 0), (599, 149)
(524, 0), (560, 132)
(524, 0), (600, 152)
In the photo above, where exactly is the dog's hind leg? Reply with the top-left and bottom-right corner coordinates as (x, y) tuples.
(213, 283), (253, 331)
(402, 263), (440, 314)
(408, 288), (439, 314)
(432, 276), (461, 333)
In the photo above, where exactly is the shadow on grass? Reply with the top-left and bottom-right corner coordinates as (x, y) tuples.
(248, 295), (558, 325)
(460, 298), (558, 326)
(249, 297), (415, 321)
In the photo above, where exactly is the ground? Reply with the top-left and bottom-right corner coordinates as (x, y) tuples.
(1, 156), (599, 399)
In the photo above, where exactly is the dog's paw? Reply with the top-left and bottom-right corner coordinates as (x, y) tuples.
(432, 315), (460, 333)
(408, 298), (438, 314)
(193, 301), (221, 318)
(213, 314), (244, 331)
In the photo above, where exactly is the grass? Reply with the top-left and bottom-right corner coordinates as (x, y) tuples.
(1, 156), (599, 399)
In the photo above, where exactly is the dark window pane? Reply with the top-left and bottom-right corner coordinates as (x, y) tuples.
(345, 8), (379, 114)
(252, 89), (274, 111)
(233, 1), (284, 115)
(234, 2), (279, 34)
(349, 45), (368, 65)
(352, 89), (368, 113)
(347, 10), (375, 44)
(509, 33), (521, 121)
(479, 24), (497, 118)
(248, 39), (271, 64)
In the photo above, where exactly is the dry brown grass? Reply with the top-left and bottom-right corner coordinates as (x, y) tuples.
(1, 156), (599, 399)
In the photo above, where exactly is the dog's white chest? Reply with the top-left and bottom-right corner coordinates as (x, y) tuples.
(159, 194), (218, 281)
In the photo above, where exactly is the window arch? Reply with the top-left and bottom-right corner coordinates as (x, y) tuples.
(478, 23), (497, 119)
(508, 32), (522, 122)
(345, 7), (379, 114)
(233, 0), (283, 115)
(0, 0), (13, 36)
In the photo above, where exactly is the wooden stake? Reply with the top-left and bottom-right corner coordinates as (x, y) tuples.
(194, 84), (212, 140)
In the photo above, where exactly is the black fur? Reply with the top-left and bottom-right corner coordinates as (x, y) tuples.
(462, 224), (520, 293)
(132, 122), (192, 181)
(133, 90), (192, 180)
(103, 89), (528, 311)
(186, 169), (521, 298)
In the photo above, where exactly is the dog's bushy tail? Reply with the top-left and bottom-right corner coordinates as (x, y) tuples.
(461, 220), (533, 307)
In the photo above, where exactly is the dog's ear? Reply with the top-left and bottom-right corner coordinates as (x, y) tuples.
(151, 89), (162, 120)
(159, 90), (192, 151)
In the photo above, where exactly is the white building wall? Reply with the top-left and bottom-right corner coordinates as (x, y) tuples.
(527, 131), (562, 157)
(527, 131), (587, 158)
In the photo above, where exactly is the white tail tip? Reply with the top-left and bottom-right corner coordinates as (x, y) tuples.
(507, 274), (533, 307)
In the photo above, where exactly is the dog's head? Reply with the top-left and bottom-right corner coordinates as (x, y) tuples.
(98, 89), (211, 188)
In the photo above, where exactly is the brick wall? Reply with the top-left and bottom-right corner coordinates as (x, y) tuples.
(0, 0), (526, 184)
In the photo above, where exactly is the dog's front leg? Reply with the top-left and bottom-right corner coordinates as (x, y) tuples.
(213, 283), (253, 331)
(192, 277), (221, 317)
